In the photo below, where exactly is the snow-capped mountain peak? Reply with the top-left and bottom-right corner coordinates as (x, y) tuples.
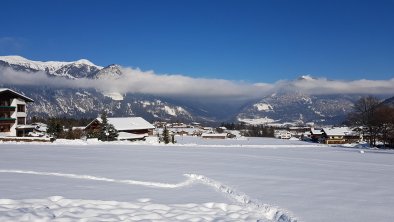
(73, 59), (102, 68)
(297, 75), (316, 81)
(93, 64), (123, 79)
(0, 55), (103, 78)
(0, 55), (102, 70)
(0, 55), (70, 71)
(0, 55), (31, 63)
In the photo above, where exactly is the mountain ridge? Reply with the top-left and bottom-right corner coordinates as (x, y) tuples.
(1, 55), (392, 125)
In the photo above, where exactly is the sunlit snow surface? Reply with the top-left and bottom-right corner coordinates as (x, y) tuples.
(1, 137), (394, 221)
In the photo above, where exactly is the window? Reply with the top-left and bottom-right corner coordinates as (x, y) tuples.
(17, 117), (25, 125)
(17, 104), (25, 112)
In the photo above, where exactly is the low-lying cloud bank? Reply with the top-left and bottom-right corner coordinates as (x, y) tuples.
(0, 67), (393, 100)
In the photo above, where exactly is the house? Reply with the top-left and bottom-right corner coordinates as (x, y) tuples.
(0, 88), (34, 137)
(85, 117), (155, 140)
(289, 126), (311, 138)
(301, 131), (312, 141)
(274, 130), (292, 139)
(321, 127), (360, 144)
(310, 129), (323, 142)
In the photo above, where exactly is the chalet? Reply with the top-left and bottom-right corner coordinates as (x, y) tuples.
(301, 131), (312, 141)
(310, 129), (323, 142)
(321, 127), (360, 144)
(85, 117), (155, 140)
(0, 88), (34, 137)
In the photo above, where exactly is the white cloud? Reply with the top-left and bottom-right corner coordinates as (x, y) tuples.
(0, 67), (270, 100)
(284, 76), (394, 95)
(0, 67), (393, 101)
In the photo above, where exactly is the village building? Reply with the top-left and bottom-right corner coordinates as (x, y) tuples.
(170, 122), (189, 128)
(301, 131), (312, 141)
(320, 127), (360, 144)
(288, 126), (311, 138)
(310, 128), (323, 142)
(0, 88), (34, 137)
(85, 117), (155, 140)
(274, 130), (292, 139)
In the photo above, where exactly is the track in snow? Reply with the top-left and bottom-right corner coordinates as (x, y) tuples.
(0, 169), (298, 222)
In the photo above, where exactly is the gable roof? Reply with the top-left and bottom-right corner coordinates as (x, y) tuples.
(322, 127), (356, 136)
(311, 129), (323, 135)
(0, 88), (34, 102)
(87, 117), (155, 131)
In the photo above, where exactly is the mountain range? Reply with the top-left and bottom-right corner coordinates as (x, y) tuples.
(0, 55), (392, 126)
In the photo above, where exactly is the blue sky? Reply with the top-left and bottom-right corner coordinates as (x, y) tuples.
(0, 0), (393, 83)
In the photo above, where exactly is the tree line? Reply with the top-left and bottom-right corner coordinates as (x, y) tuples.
(221, 122), (275, 137)
(33, 112), (119, 141)
(34, 116), (93, 139)
(346, 96), (394, 148)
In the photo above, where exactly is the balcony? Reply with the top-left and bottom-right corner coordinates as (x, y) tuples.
(0, 117), (16, 124)
(0, 106), (16, 112)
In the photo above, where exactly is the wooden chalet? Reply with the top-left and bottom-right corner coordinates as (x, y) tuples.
(321, 127), (360, 144)
(85, 117), (155, 140)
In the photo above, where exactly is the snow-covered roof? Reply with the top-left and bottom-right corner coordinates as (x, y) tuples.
(0, 88), (34, 102)
(311, 129), (323, 135)
(169, 128), (196, 133)
(95, 117), (155, 131)
(16, 125), (36, 129)
(322, 127), (356, 136)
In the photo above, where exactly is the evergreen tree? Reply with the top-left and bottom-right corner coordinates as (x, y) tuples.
(162, 126), (170, 144)
(98, 112), (118, 141)
(106, 123), (119, 141)
(47, 119), (63, 138)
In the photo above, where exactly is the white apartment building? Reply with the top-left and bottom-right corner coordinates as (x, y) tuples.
(0, 88), (34, 137)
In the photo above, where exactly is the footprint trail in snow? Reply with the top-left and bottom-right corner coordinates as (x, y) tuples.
(0, 169), (298, 222)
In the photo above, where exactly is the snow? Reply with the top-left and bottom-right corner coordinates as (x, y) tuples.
(0, 55), (103, 71)
(297, 75), (316, 81)
(311, 129), (323, 135)
(91, 117), (155, 131)
(140, 101), (151, 107)
(74, 59), (97, 67)
(0, 138), (394, 222)
(163, 105), (177, 116)
(253, 103), (274, 111)
(0, 197), (268, 222)
(0, 56), (69, 71)
(117, 132), (147, 140)
(309, 106), (325, 117)
(102, 92), (124, 101)
(238, 117), (276, 125)
(0, 88), (34, 102)
(322, 127), (355, 136)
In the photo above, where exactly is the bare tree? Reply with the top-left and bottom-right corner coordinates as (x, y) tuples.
(348, 96), (381, 147)
(374, 106), (394, 148)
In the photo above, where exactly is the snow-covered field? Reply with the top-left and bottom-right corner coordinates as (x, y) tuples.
(1, 137), (394, 221)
